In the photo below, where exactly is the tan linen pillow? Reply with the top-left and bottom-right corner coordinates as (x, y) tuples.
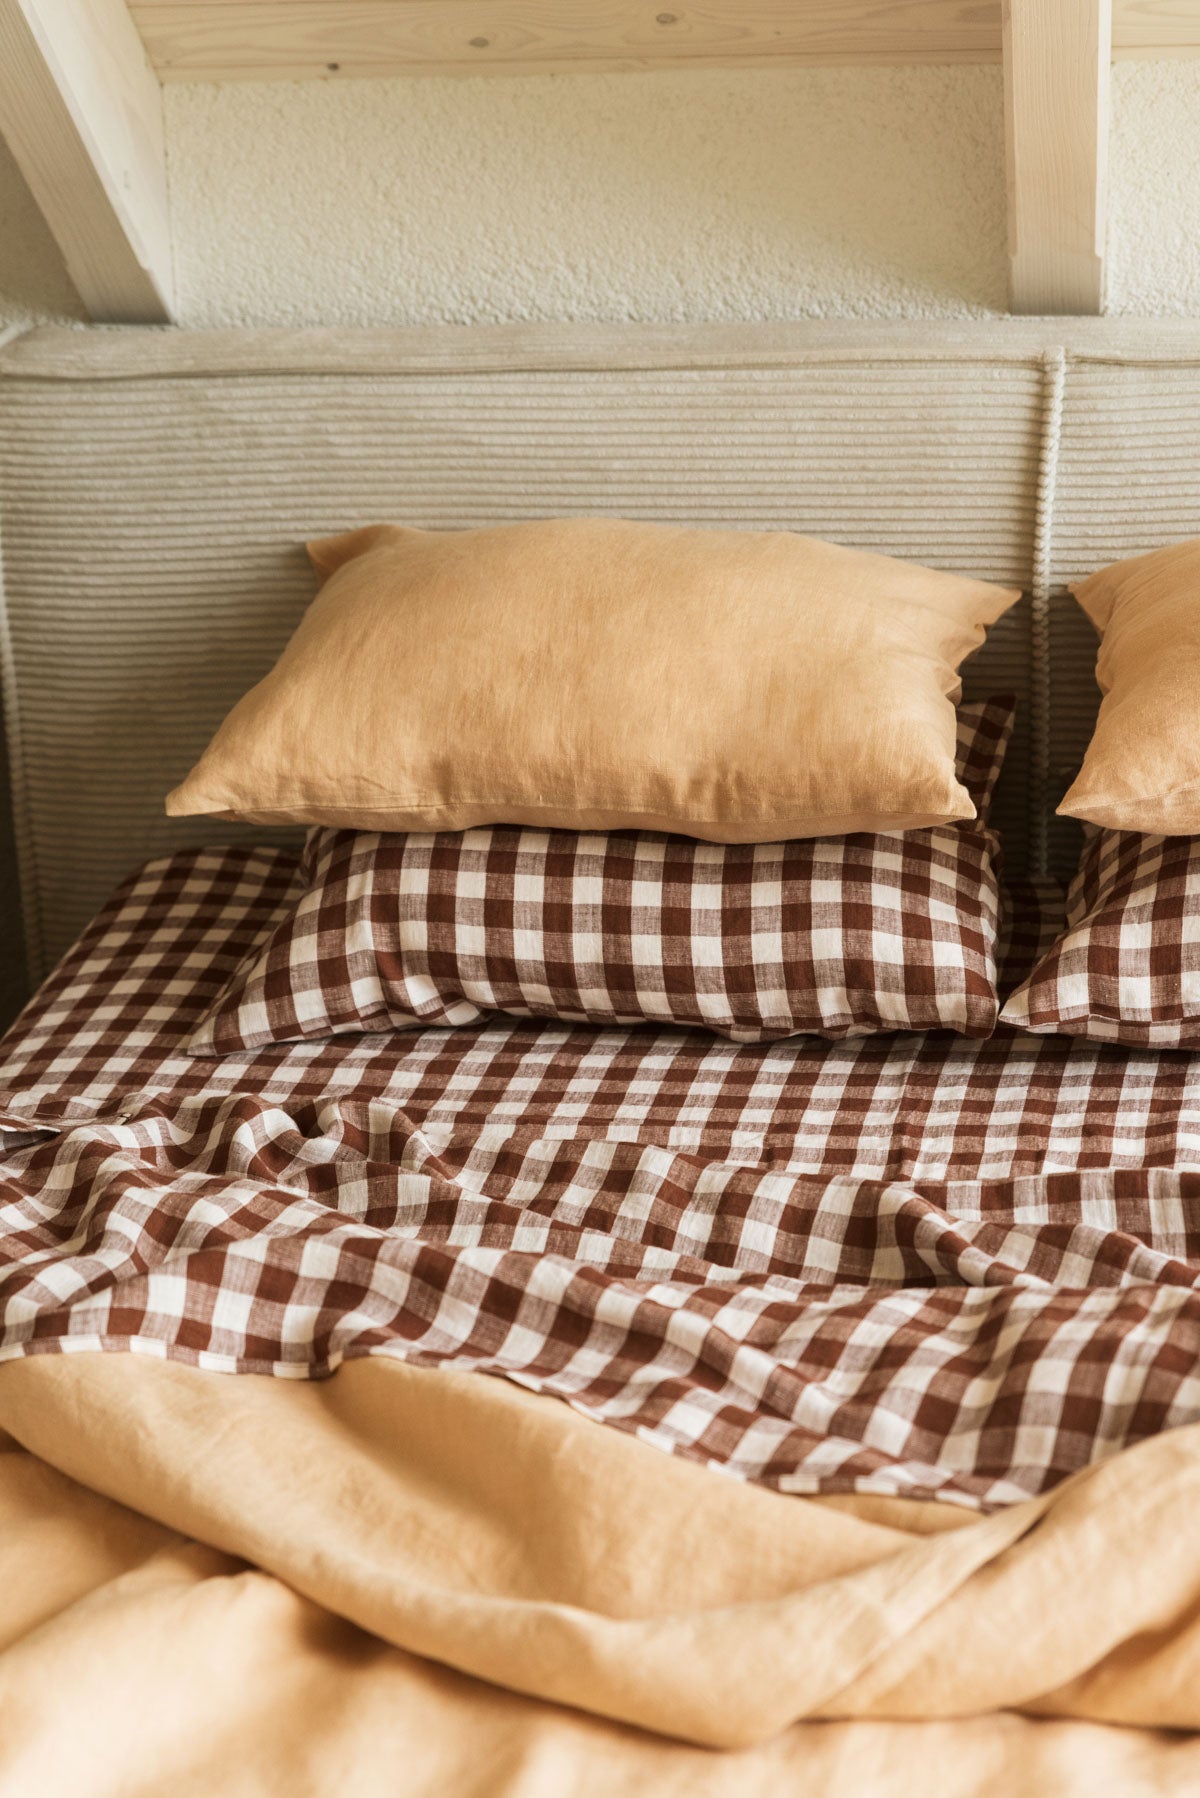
(1059, 538), (1200, 835)
(167, 519), (1019, 841)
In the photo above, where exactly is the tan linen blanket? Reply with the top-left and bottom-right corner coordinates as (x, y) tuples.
(3, 1354), (1200, 1795)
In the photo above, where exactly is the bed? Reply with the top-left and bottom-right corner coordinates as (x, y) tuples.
(4, 319), (1200, 1793)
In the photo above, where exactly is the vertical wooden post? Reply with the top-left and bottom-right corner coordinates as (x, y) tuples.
(1004, 0), (1111, 314)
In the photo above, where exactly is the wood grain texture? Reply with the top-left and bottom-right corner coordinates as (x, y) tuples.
(130, 0), (1004, 82)
(1115, 0), (1200, 53)
(1004, 0), (1110, 315)
(125, 0), (1200, 82)
(0, 0), (173, 321)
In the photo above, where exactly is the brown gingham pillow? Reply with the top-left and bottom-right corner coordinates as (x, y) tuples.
(1002, 828), (1200, 1045)
(187, 698), (1015, 1055)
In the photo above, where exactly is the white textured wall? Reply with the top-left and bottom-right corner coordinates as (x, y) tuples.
(1, 59), (1200, 333)
(1108, 60), (1200, 314)
(165, 66), (1009, 326)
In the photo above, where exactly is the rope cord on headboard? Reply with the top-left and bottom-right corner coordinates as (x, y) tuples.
(1029, 349), (1067, 879)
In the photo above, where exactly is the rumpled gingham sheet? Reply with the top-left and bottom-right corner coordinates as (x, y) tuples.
(5, 845), (1200, 1509)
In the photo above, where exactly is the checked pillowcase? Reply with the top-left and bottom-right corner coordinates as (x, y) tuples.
(1002, 827), (1200, 1046)
(188, 697), (1015, 1055)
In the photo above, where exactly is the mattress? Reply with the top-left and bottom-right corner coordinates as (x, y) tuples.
(3, 846), (1200, 1514)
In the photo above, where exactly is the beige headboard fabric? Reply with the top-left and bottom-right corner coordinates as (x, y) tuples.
(1, 318), (1199, 995)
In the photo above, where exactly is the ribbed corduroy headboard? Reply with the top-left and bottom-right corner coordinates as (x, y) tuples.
(3, 317), (1200, 1001)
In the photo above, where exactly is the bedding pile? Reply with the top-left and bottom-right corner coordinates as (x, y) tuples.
(5, 841), (1200, 1514)
(7, 847), (1200, 1786)
(9, 518), (1200, 1786)
(186, 697), (1015, 1051)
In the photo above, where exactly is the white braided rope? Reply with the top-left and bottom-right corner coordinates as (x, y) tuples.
(1030, 349), (1067, 878)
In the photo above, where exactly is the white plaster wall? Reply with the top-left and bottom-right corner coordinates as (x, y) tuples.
(1, 58), (1199, 334)
(1108, 60), (1200, 314)
(163, 65), (1009, 326)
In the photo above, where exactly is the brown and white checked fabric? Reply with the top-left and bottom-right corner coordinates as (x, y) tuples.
(6, 1086), (1200, 1510)
(6, 836), (1200, 1509)
(188, 699), (1016, 1055)
(10, 839), (1200, 1181)
(1004, 829), (1200, 1046)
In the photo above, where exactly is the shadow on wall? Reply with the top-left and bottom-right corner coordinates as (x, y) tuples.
(0, 697), (26, 1031)
(0, 139), (87, 329)
(0, 136), (84, 1029)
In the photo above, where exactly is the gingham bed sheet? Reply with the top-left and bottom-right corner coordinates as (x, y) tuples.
(7, 847), (1200, 1510)
(4, 845), (1200, 1180)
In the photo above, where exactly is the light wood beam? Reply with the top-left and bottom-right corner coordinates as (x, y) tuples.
(125, 0), (1200, 83)
(121, 0), (1200, 83)
(1003, 0), (1110, 315)
(0, 0), (174, 321)
(1116, 0), (1200, 56)
(130, 1), (1004, 83)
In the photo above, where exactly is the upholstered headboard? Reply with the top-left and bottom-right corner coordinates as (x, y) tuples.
(3, 317), (1200, 999)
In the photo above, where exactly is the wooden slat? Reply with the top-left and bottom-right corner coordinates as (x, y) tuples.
(0, 0), (174, 321)
(1115, 0), (1200, 55)
(1003, 0), (1110, 315)
(125, 0), (1200, 82)
(131, 0), (1005, 82)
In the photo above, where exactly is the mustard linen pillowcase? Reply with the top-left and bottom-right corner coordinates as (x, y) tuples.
(167, 519), (1020, 841)
(1059, 538), (1200, 836)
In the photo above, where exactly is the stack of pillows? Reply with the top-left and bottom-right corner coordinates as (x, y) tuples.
(167, 518), (1200, 1053)
(1004, 539), (1200, 1046)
